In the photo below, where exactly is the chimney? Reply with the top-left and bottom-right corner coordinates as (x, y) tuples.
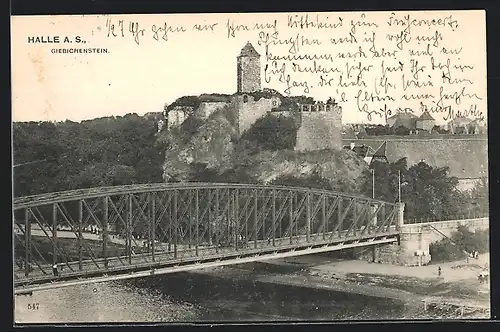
(350, 142), (355, 150)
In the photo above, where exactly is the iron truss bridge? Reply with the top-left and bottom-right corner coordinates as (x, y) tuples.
(13, 183), (403, 294)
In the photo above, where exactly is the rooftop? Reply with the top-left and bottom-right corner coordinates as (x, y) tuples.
(342, 138), (488, 179)
(451, 117), (474, 125)
(417, 111), (435, 121)
(393, 116), (417, 130)
(388, 112), (417, 121)
(239, 42), (260, 57)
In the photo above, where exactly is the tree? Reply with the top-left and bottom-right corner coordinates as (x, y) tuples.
(179, 115), (204, 143)
(187, 163), (258, 184)
(464, 177), (489, 218)
(430, 225), (489, 262)
(390, 125), (411, 136)
(187, 163), (221, 182)
(403, 162), (465, 221)
(365, 124), (390, 136)
(270, 172), (333, 191)
(361, 159), (469, 221)
(241, 113), (299, 151)
(361, 158), (407, 203)
(13, 115), (165, 196)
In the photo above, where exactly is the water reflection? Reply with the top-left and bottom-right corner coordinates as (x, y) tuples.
(14, 266), (467, 324)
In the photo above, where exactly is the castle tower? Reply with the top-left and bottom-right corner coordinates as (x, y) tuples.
(237, 42), (261, 93)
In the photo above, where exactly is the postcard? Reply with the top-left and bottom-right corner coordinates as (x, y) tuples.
(12, 11), (489, 323)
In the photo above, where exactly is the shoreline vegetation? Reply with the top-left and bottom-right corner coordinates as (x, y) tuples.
(14, 109), (489, 320)
(194, 253), (490, 319)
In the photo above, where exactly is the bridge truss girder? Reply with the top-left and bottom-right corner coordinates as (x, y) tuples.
(13, 184), (401, 289)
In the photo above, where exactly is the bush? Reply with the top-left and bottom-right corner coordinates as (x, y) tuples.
(239, 88), (282, 101)
(166, 94), (232, 111)
(429, 240), (464, 262)
(390, 125), (411, 135)
(179, 116), (204, 143)
(365, 124), (391, 136)
(270, 173), (333, 191)
(210, 104), (238, 127)
(187, 163), (257, 184)
(429, 225), (489, 263)
(241, 113), (299, 151)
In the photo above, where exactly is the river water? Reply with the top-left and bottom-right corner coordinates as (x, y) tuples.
(14, 263), (464, 324)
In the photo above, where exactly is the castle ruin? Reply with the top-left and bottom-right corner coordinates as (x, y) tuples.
(237, 42), (261, 93)
(166, 42), (343, 151)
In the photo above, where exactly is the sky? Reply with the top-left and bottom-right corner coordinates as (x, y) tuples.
(11, 11), (487, 125)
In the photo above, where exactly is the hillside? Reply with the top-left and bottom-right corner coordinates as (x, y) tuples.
(13, 114), (165, 197)
(13, 107), (487, 221)
(157, 99), (368, 193)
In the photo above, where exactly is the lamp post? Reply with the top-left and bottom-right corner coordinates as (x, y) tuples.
(371, 169), (375, 199)
(398, 170), (402, 203)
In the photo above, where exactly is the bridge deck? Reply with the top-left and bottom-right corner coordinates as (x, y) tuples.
(14, 183), (402, 293)
(15, 227), (398, 292)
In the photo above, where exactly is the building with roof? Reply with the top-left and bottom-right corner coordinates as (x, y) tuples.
(388, 112), (418, 131)
(344, 141), (388, 167)
(165, 42), (343, 151)
(415, 111), (435, 132)
(386, 114), (398, 127)
(466, 119), (487, 135)
(237, 42), (261, 93)
(448, 117), (473, 134)
(341, 137), (488, 191)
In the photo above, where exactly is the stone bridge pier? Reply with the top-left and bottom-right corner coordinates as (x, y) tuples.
(356, 203), (489, 266)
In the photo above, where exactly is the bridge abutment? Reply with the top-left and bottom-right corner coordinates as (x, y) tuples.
(355, 217), (489, 266)
(354, 241), (431, 266)
(356, 203), (430, 266)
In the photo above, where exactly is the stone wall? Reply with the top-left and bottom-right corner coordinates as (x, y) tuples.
(237, 56), (261, 93)
(356, 217), (489, 266)
(232, 95), (279, 134)
(401, 218), (489, 244)
(167, 106), (194, 129)
(295, 107), (342, 152)
(415, 119), (434, 132)
(342, 138), (488, 179)
(355, 243), (428, 266)
(195, 102), (228, 120)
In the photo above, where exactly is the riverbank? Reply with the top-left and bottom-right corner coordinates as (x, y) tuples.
(15, 253), (490, 323)
(193, 253), (490, 319)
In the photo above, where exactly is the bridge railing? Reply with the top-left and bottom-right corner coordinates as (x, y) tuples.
(13, 183), (402, 285)
(404, 214), (489, 224)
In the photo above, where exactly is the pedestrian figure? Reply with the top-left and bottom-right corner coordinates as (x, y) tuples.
(438, 266), (442, 277)
(267, 236), (271, 245)
(52, 263), (59, 276)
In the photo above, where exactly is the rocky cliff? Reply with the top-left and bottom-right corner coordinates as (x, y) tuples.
(157, 104), (368, 193)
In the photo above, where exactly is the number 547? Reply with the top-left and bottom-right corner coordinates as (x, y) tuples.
(27, 303), (39, 310)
